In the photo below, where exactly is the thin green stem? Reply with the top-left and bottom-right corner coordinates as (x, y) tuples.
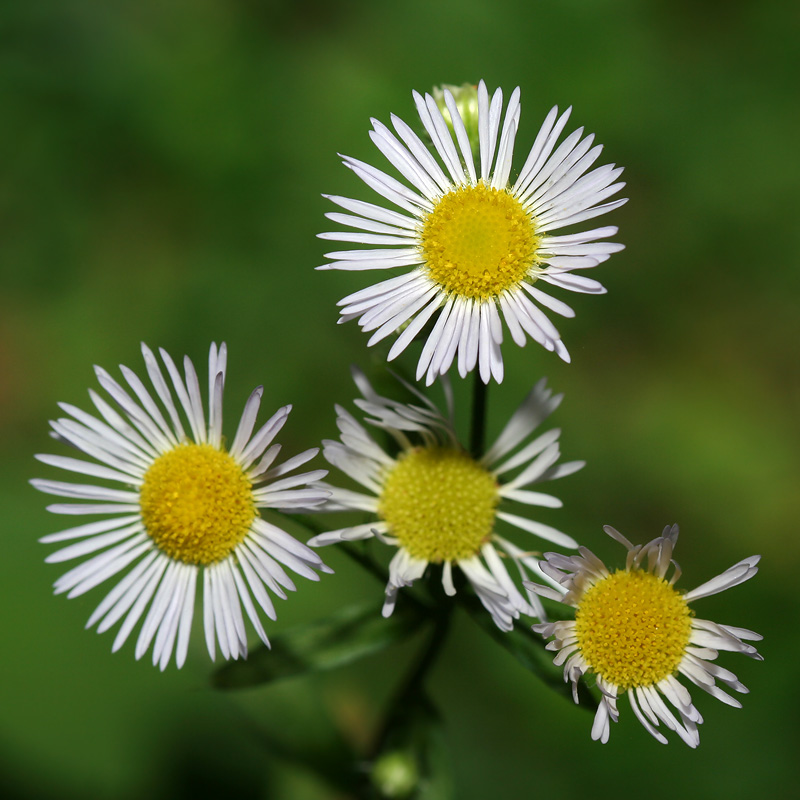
(369, 607), (452, 760)
(398, 610), (451, 699)
(469, 372), (488, 458)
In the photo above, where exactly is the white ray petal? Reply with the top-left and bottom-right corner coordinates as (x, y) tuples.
(39, 514), (141, 544)
(140, 343), (186, 440)
(34, 453), (142, 485)
(442, 87), (476, 183)
(322, 194), (418, 230)
(496, 511), (577, 549)
(112, 555), (169, 653)
(174, 567), (197, 669)
(90, 550), (160, 631)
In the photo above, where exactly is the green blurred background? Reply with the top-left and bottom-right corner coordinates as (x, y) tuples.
(2, 0), (798, 797)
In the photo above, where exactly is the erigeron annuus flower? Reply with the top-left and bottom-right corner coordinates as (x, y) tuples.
(307, 368), (584, 629)
(318, 80), (626, 385)
(529, 525), (762, 747)
(31, 343), (332, 670)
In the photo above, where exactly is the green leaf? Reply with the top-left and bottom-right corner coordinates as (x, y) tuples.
(212, 601), (425, 690)
(458, 592), (597, 710)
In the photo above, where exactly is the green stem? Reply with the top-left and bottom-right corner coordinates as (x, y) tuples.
(370, 608), (452, 760)
(469, 372), (488, 458)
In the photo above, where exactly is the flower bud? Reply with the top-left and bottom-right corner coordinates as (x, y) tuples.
(432, 82), (480, 160)
(370, 750), (419, 799)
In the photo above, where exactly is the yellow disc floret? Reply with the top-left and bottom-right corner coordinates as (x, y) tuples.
(140, 443), (256, 565)
(378, 446), (499, 563)
(574, 570), (693, 691)
(421, 183), (541, 299)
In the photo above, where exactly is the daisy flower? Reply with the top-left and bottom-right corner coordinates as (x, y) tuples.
(307, 368), (584, 630)
(318, 80), (626, 384)
(32, 343), (332, 670)
(529, 525), (762, 747)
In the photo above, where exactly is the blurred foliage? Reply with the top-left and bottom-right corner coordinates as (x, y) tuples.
(213, 599), (424, 690)
(1, 0), (798, 798)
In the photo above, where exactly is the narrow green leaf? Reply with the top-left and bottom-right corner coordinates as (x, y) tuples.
(458, 593), (597, 710)
(213, 601), (424, 690)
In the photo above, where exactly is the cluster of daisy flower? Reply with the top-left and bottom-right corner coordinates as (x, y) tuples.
(32, 80), (760, 749)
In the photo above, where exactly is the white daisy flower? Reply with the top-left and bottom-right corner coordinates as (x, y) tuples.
(318, 80), (626, 385)
(529, 525), (762, 747)
(32, 343), (332, 670)
(307, 368), (584, 630)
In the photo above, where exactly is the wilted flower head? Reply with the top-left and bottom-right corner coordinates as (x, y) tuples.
(529, 524), (762, 746)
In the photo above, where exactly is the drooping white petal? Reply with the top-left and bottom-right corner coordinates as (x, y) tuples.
(530, 525), (761, 746)
(683, 556), (760, 602)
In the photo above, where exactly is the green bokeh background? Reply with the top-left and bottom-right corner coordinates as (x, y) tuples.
(2, 0), (798, 797)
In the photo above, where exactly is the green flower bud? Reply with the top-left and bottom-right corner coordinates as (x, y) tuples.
(371, 750), (419, 799)
(432, 82), (480, 161)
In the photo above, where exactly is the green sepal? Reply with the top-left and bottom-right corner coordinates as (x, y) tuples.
(212, 600), (425, 690)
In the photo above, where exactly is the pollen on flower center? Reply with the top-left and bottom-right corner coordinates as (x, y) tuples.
(420, 183), (541, 299)
(574, 570), (693, 691)
(139, 443), (256, 565)
(378, 446), (499, 563)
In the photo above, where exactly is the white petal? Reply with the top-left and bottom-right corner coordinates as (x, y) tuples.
(112, 555), (169, 653)
(683, 556), (760, 602)
(496, 511), (577, 549)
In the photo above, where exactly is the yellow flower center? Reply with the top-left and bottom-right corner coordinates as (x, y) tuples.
(574, 569), (693, 691)
(378, 447), (499, 563)
(420, 183), (541, 299)
(139, 443), (256, 565)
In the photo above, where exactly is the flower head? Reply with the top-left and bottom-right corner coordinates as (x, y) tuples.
(318, 80), (626, 384)
(32, 343), (332, 669)
(308, 368), (584, 629)
(529, 525), (762, 747)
